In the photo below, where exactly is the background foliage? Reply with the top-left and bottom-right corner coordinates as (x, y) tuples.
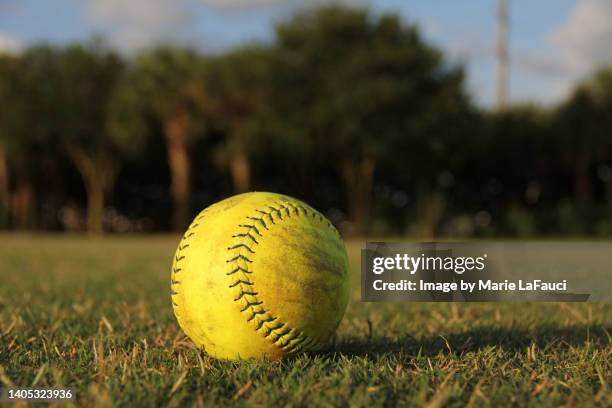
(1, 6), (612, 237)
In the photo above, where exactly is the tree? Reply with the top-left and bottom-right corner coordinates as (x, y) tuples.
(0, 53), (25, 227)
(54, 44), (135, 234)
(557, 67), (612, 221)
(119, 48), (209, 230)
(0, 44), (130, 233)
(479, 105), (552, 234)
(270, 6), (472, 235)
(557, 68), (612, 204)
(0, 48), (61, 230)
(208, 46), (274, 193)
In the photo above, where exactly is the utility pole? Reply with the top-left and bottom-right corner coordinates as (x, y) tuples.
(497, 0), (509, 109)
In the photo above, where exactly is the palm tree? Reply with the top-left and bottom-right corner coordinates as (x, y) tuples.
(52, 44), (130, 234)
(208, 46), (273, 193)
(119, 48), (209, 230)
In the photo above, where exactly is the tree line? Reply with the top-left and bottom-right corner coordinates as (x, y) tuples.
(1, 6), (611, 237)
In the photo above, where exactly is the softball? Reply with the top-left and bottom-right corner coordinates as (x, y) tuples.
(170, 192), (350, 360)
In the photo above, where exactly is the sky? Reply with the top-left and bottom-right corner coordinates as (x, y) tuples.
(1, 0), (611, 107)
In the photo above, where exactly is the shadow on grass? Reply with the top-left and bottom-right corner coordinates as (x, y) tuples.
(321, 324), (611, 359)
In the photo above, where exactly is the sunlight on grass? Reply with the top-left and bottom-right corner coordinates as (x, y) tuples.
(0, 236), (609, 406)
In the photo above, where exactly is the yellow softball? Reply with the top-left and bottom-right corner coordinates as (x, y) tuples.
(170, 192), (350, 360)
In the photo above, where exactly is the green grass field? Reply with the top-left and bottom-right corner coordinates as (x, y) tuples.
(0, 235), (610, 407)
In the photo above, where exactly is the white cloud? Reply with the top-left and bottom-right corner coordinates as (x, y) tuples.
(199, 0), (367, 12)
(85, 0), (191, 51)
(420, 12), (604, 106)
(83, 0), (367, 51)
(0, 32), (21, 54)
(200, 0), (283, 9)
(513, 52), (569, 78)
(419, 19), (492, 63)
(551, 0), (612, 77)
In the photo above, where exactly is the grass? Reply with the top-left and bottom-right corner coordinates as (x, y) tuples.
(0, 234), (610, 407)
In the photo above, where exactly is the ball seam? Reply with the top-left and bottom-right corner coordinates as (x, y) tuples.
(171, 211), (207, 320)
(226, 199), (340, 354)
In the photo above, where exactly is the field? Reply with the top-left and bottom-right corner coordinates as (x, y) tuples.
(0, 235), (610, 407)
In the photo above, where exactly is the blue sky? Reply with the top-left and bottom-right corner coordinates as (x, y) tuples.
(1, 0), (611, 107)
